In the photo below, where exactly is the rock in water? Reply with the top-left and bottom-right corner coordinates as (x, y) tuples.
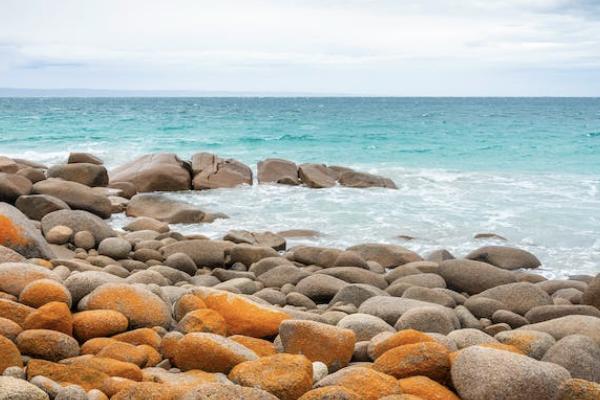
(257, 158), (299, 185)
(338, 170), (397, 189)
(32, 178), (112, 218)
(110, 153), (191, 192)
(67, 152), (103, 165)
(452, 346), (571, 400)
(0, 203), (55, 259)
(126, 194), (207, 224)
(191, 152), (252, 189)
(298, 164), (337, 188)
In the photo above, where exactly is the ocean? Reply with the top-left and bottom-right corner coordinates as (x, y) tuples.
(0, 97), (599, 277)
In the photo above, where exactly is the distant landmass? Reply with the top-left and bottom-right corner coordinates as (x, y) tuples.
(0, 88), (354, 97)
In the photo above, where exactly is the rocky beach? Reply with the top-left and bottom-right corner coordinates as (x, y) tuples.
(0, 151), (598, 399)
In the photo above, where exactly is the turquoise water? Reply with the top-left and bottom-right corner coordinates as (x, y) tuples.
(1, 97), (599, 276)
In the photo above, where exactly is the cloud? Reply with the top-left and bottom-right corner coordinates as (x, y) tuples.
(0, 0), (599, 94)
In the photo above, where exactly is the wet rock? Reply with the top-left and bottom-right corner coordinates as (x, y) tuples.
(338, 170), (397, 189)
(438, 259), (517, 295)
(257, 158), (299, 185)
(0, 203), (55, 259)
(32, 178), (112, 218)
(191, 152), (252, 189)
(47, 163), (108, 187)
(110, 153), (191, 192)
(224, 230), (286, 251)
(466, 246), (541, 270)
(298, 164), (337, 188)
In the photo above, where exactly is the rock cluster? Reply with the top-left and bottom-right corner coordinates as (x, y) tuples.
(0, 152), (598, 399)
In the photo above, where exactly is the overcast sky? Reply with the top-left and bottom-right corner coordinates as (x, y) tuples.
(1, 0), (599, 95)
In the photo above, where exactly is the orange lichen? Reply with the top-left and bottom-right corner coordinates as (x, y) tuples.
(193, 289), (290, 338)
(0, 334), (22, 373)
(64, 355), (143, 381)
(317, 367), (402, 400)
(23, 301), (73, 336)
(0, 215), (28, 247)
(138, 344), (162, 367)
(73, 310), (129, 342)
(82, 337), (118, 355)
(229, 335), (277, 357)
(373, 342), (450, 382)
(370, 329), (435, 359)
(0, 299), (34, 327)
(558, 378), (600, 399)
(298, 386), (361, 400)
(229, 354), (313, 400)
(112, 328), (162, 350)
(449, 343), (525, 365)
(176, 308), (227, 336)
(398, 376), (460, 400)
(101, 376), (138, 398)
(174, 294), (206, 321)
(19, 279), (71, 308)
(110, 382), (189, 400)
(27, 359), (109, 391)
(97, 342), (148, 367)
(495, 332), (544, 357)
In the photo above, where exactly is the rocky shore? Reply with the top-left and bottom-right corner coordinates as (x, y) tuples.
(0, 152), (599, 400)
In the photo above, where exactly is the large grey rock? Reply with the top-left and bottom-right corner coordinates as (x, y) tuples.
(358, 296), (445, 325)
(330, 283), (388, 307)
(161, 240), (232, 268)
(495, 329), (556, 360)
(337, 313), (394, 341)
(191, 152), (252, 190)
(438, 259), (517, 295)
(525, 305), (600, 324)
(402, 286), (456, 308)
(0, 172), (32, 202)
(41, 210), (116, 243)
(519, 315), (600, 345)
(542, 335), (600, 383)
(394, 305), (460, 334)
(126, 194), (207, 224)
(224, 230), (286, 251)
(0, 376), (49, 400)
(338, 170), (397, 189)
(317, 267), (388, 289)
(47, 163), (108, 187)
(478, 282), (552, 315)
(537, 279), (588, 294)
(390, 273), (446, 288)
(451, 346), (571, 400)
(296, 274), (348, 303)
(0, 203), (55, 259)
(466, 246), (541, 270)
(110, 153), (191, 192)
(249, 257), (294, 277)
(164, 252), (197, 275)
(97, 237), (132, 260)
(257, 158), (299, 185)
(298, 163), (337, 188)
(464, 296), (506, 318)
(346, 243), (422, 268)
(257, 265), (311, 288)
(32, 178), (111, 218)
(448, 328), (497, 349)
(15, 194), (70, 221)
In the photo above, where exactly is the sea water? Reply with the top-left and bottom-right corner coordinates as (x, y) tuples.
(0, 97), (599, 277)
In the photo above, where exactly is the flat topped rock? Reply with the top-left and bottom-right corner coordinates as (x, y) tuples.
(110, 153), (191, 192)
(32, 178), (112, 218)
(224, 230), (286, 251)
(191, 152), (252, 190)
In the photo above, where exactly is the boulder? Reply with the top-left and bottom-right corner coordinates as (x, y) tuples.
(338, 170), (397, 189)
(176, 308), (227, 335)
(98, 237), (132, 260)
(15, 194), (71, 220)
(161, 240), (231, 268)
(438, 259), (517, 295)
(524, 305), (600, 324)
(556, 378), (600, 400)
(397, 376), (460, 400)
(279, 320), (355, 371)
(229, 354), (313, 400)
(346, 243), (422, 268)
(330, 283), (388, 307)
(27, 359), (108, 391)
(123, 217), (169, 233)
(478, 282), (552, 315)
(542, 335), (600, 383)
(16, 329), (79, 362)
(126, 194), (207, 224)
(358, 296), (445, 325)
(41, 209), (116, 243)
(299, 387), (360, 400)
(451, 346), (571, 400)
(394, 306), (460, 335)
(466, 246), (541, 270)
(0, 263), (60, 297)
(314, 366), (402, 400)
(0, 157), (18, 173)
(173, 332), (258, 372)
(180, 383), (278, 400)
(0, 244), (25, 263)
(64, 271), (123, 304)
(495, 329), (556, 360)
(258, 265), (311, 288)
(298, 164), (337, 188)
(0, 172), (32, 202)
(337, 313), (395, 341)
(295, 274), (349, 303)
(0, 203), (55, 259)
(47, 163), (108, 187)
(68, 152), (103, 165)
(110, 153), (191, 192)
(519, 315), (600, 345)
(86, 283), (172, 329)
(191, 152), (252, 189)
(224, 230), (286, 251)
(368, 329), (435, 360)
(582, 274), (600, 309)
(373, 341), (450, 382)
(0, 376), (49, 400)
(72, 310), (129, 342)
(0, 335), (22, 374)
(318, 267), (388, 289)
(32, 178), (111, 218)
(257, 158), (299, 185)
(230, 243), (279, 266)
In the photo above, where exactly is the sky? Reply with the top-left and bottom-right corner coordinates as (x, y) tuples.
(1, 0), (599, 96)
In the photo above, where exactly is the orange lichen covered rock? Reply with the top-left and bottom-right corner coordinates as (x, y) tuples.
(112, 327), (162, 350)
(142, 366), (226, 386)
(0, 334), (22, 373)
(101, 376), (137, 398)
(138, 344), (161, 367)
(0, 204), (55, 259)
(82, 337), (118, 355)
(172, 332), (258, 372)
(19, 279), (72, 308)
(177, 383), (279, 399)
(230, 335), (278, 357)
(0, 316), (23, 341)
(0, 263), (59, 296)
(159, 331), (183, 361)
(23, 301), (73, 335)
(192, 287), (290, 338)
(448, 343), (525, 365)
(314, 366), (402, 400)
(16, 328), (79, 361)
(27, 359), (109, 391)
(557, 378), (600, 400)
(279, 320), (356, 371)
(110, 382), (188, 400)
(62, 355), (143, 381)
(298, 386), (361, 400)
(379, 396), (425, 400)
(368, 329), (434, 360)
(0, 299), (34, 327)
(229, 354), (313, 400)
(86, 283), (172, 329)
(373, 342), (450, 382)
(73, 309), (129, 342)
(97, 341), (148, 367)
(176, 308), (227, 335)
(397, 376), (460, 400)
(174, 293), (206, 321)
